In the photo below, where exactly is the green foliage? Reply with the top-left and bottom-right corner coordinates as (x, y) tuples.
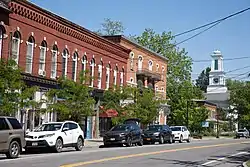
(0, 59), (38, 116)
(96, 18), (125, 35)
(195, 67), (211, 92)
(189, 106), (209, 133)
(46, 78), (95, 122)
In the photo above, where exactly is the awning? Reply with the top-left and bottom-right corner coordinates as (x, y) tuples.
(100, 109), (118, 118)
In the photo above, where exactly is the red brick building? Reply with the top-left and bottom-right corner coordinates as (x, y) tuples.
(0, 0), (130, 138)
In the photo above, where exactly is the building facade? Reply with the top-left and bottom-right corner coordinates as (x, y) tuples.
(0, 0), (130, 137)
(104, 35), (170, 125)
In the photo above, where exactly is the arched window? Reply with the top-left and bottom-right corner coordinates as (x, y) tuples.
(130, 52), (134, 70)
(51, 45), (58, 79)
(11, 31), (21, 64)
(113, 66), (118, 86)
(0, 27), (3, 58)
(97, 60), (103, 89)
(39, 40), (47, 76)
(81, 54), (87, 83)
(120, 68), (124, 87)
(156, 64), (159, 72)
(26, 36), (35, 73)
(72, 52), (78, 81)
(89, 58), (95, 87)
(148, 60), (153, 71)
(106, 64), (111, 89)
(62, 49), (69, 77)
(138, 55), (143, 70)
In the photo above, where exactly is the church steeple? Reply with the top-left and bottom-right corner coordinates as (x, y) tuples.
(207, 50), (228, 93)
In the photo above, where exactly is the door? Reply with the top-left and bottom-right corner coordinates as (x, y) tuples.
(69, 123), (79, 144)
(0, 118), (11, 150)
(163, 125), (171, 140)
(182, 127), (189, 139)
(61, 123), (73, 145)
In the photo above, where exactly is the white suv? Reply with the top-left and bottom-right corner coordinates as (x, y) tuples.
(170, 126), (190, 143)
(25, 121), (84, 153)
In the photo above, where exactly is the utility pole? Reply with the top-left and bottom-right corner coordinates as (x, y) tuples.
(186, 100), (189, 129)
(216, 108), (220, 138)
(95, 97), (100, 138)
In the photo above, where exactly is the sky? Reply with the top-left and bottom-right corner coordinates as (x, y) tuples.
(30, 0), (250, 81)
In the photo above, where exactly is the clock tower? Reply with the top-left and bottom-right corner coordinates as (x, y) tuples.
(206, 50), (228, 93)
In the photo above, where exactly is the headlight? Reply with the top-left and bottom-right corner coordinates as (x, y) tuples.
(153, 132), (160, 136)
(120, 133), (126, 137)
(44, 133), (55, 138)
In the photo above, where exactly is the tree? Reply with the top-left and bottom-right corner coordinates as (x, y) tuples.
(132, 29), (203, 125)
(46, 78), (95, 122)
(96, 18), (125, 35)
(189, 106), (209, 133)
(195, 67), (211, 92)
(0, 59), (38, 116)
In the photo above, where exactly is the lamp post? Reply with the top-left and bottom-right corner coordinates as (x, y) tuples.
(186, 100), (189, 129)
(216, 108), (220, 138)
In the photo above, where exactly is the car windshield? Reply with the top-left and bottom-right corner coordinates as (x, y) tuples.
(147, 125), (162, 131)
(35, 123), (62, 132)
(238, 129), (246, 132)
(111, 125), (131, 131)
(170, 127), (182, 131)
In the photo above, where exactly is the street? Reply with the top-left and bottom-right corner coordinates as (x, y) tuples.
(0, 138), (250, 167)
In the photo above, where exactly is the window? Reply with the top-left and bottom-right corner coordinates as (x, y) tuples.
(89, 58), (95, 87)
(39, 40), (47, 75)
(69, 123), (78, 130)
(62, 49), (69, 77)
(214, 59), (218, 70)
(148, 60), (153, 71)
(26, 36), (35, 73)
(11, 31), (21, 64)
(162, 66), (165, 73)
(51, 45), (58, 79)
(156, 64), (159, 72)
(98, 61), (103, 89)
(0, 118), (9, 130)
(120, 68), (124, 87)
(7, 118), (22, 129)
(113, 66), (118, 86)
(130, 77), (134, 83)
(106, 64), (111, 89)
(81, 55), (87, 83)
(62, 123), (70, 130)
(0, 27), (2, 58)
(138, 56), (143, 70)
(161, 87), (164, 92)
(130, 52), (134, 70)
(72, 52), (78, 81)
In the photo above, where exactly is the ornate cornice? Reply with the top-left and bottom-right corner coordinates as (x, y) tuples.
(9, 0), (130, 59)
(21, 73), (57, 86)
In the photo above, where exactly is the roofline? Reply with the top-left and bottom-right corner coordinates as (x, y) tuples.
(103, 35), (169, 61)
(192, 99), (218, 107)
(12, 0), (131, 56)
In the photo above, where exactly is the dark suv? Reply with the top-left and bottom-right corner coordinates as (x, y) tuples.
(103, 119), (143, 147)
(0, 116), (26, 158)
(143, 125), (173, 144)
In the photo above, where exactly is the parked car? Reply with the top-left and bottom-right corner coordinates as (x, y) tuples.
(25, 121), (84, 153)
(236, 129), (249, 138)
(143, 125), (173, 144)
(170, 126), (191, 143)
(0, 116), (26, 158)
(103, 119), (143, 147)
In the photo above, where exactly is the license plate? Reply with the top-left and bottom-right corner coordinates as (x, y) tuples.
(146, 138), (151, 141)
(32, 142), (38, 146)
(110, 138), (115, 141)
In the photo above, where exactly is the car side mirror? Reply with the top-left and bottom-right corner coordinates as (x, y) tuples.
(62, 127), (69, 132)
(182, 129), (184, 132)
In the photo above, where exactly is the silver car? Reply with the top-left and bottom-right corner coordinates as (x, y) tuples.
(236, 129), (249, 138)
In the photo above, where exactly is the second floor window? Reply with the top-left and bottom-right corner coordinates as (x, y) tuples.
(120, 68), (124, 87)
(148, 60), (153, 71)
(72, 52), (78, 81)
(11, 31), (21, 65)
(62, 49), (69, 78)
(26, 36), (35, 74)
(39, 40), (47, 75)
(106, 64), (111, 89)
(51, 45), (58, 79)
(113, 66), (118, 86)
(89, 58), (95, 87)
(98, 61), (103, 89)
(130, 52), (134, 70)
(0, 27), (2, 58)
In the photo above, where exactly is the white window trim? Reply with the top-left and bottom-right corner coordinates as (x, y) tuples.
(148, 60), (153, 71)
(130, 52), (134, 70)
(138, 55), (143, 70)
(72, 54), (77, 82)
(25, 41), (34, 74)
(113, 68), (117, 86)
(90, 60), (95, 87)
(39, 45), (47, 72)
(156, 64), (159, 72)
(120, 71), (124, 87)
(98, 64), (102, 89)
(62, 51), (68, 77)
(51, 50), (57, 79)
(0, 28), (2, 59)
(12, 36), (20, 64)
(106, 67), (110, 90)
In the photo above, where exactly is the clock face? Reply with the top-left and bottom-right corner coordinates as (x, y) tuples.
(213, 78), (219, 84)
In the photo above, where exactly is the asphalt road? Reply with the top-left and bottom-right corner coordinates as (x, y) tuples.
(0, 138), (250, 167)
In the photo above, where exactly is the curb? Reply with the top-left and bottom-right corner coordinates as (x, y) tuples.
(243, 161), (249, 167)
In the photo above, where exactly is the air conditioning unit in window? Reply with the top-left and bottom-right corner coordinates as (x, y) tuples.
(38, 70), (46, 76)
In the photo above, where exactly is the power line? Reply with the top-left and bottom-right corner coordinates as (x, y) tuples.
(193, 56), (250, 63)
(174, 7), (250, 37)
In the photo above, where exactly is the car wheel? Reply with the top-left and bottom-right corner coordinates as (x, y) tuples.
(6, 141), (20, 159)
(168, 136), (173, 144)
(159, 135), (164, 144)
(187, 135), (191, 143)
(54, 138), (63, 153)
(75, 137), (83, 151)
(126, 137), (132, 147)
(137, 137), (143, 146)
(179, 135), (183, 143)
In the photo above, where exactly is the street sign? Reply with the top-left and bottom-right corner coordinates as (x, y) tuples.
(202, 121), (209, 128)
